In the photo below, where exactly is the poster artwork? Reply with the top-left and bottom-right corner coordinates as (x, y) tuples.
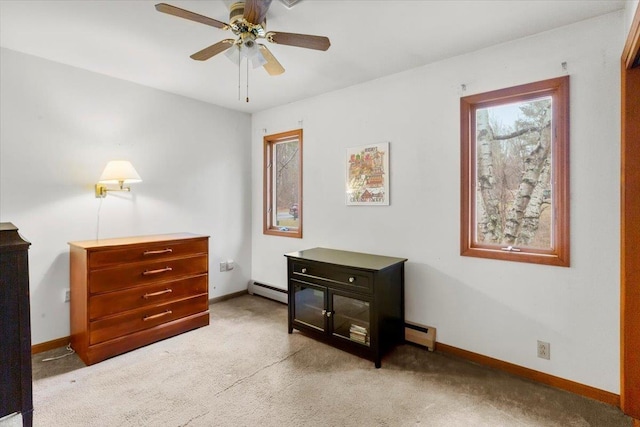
(346, 142), (389, 205)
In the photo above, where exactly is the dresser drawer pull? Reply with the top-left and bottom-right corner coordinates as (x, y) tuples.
(143, 267), (173, 275)
(301, 268), (307, 273)
(143, 310), (173, 321)
(143, 248), (173, 255)
(143, 288), (173, 299)
(349, 277), (355, 283)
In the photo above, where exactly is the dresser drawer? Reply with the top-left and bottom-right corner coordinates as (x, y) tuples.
(292, 261), (372, 292)
(89, 255), (208, 294)
(89, 294), (209, 345)
(88, 239), (207, 269)
(88, 274), (208, 320)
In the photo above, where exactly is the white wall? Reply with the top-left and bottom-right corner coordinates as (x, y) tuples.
(625, 0), (639, 36)
(251, 12), (623, 393)
(0, 48), (252, 345)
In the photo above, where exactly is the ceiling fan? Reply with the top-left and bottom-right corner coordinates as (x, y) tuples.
(155, 0), (331, 76)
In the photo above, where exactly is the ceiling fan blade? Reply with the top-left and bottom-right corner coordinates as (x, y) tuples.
(243, 0), (272, 25)
(266, 31), (330, 51)
(259, 45), (285, 76)
(155, 3), (229, 30)
(190, 39), (235, 61)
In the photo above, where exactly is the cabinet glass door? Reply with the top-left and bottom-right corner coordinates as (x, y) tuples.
(331, 293), (370, 346)
(293, 282), (326, 331)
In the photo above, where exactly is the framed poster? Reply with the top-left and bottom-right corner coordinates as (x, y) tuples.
(346, 142), (389, 205)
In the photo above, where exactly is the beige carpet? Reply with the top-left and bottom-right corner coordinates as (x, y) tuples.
(24, 294), (630, 426)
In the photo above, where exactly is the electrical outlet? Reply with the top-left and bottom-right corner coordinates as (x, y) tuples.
(226, 260), (234, 270)
(219, 261), (227, 272)
(537, 340), (550, 360)
(64, 288), (71, 302)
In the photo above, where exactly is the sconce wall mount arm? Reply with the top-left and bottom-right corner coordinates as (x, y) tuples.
(95, 160), (142, 198)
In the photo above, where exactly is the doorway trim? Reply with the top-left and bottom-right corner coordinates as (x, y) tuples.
(621, 4), (640, 422)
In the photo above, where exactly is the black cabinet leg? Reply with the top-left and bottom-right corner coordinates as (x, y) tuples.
(23, 409), (33, 427)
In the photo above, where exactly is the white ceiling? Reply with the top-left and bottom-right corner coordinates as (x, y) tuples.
(0, 0), (626, 114)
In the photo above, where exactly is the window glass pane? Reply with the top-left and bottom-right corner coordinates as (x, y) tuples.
(294, 284), (324, 330)
(332, 294), (370, 346)
(263, 129), (302, 238)
(474, 96), (552, 250)
(274, 140), (299, 230)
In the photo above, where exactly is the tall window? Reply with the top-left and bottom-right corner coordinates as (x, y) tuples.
(264, 129), (303, 238)
(460, 77), (570, 266)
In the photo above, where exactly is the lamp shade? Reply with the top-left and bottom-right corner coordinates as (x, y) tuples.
(98, 160), (142, 184)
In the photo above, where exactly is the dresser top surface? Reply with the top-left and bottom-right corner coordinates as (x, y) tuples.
(285, 247), (407, 271)
(68, 233), (208, 249)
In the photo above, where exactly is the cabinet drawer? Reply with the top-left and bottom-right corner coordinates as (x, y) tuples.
(88, 239), (207, 269)
(88, 274), (208, 320)
(89, 255), (208, 294)
(292, 262), (372, 292)
(89, 294), (209, 345)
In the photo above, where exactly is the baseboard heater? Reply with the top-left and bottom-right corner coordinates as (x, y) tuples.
(405, 321), (436, 352)
(248, 281), (288, 304)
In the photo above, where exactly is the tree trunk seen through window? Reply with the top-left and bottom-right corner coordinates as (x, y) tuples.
(275, 140), (299, 228)
(475, 97), (552, 249)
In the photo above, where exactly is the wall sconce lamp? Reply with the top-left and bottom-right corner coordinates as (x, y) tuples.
(95, 160), (142, 198)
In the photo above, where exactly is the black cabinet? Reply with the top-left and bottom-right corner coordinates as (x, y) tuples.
(0, 223), (33, 426)
(285, 247), (406, 368)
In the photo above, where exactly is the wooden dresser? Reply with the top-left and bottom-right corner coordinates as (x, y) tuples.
(69, 233), (209, 365)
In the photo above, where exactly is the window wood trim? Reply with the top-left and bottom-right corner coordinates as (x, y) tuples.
(460, 76), (570, 267)
(263, 129), (303, 238)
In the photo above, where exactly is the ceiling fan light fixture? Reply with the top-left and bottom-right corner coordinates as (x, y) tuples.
(250, 48), (267, 68)
(225, 43), (241, 65)
(224, 41), (267, 68)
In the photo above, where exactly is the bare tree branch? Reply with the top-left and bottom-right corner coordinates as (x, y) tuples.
(491, 123), (550, 140)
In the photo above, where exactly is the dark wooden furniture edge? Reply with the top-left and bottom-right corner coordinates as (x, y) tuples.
(0, 222), (33, 426)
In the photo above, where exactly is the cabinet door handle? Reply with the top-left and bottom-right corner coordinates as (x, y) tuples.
(143, 289), (172, 299)
(143, 310), (172, 321)
(143, 267), (173, 275)
(326, 311), (333, 317)
(348, 277), (355, 283)
(322, 309), (327, 316)
(301, 268), (307, 273)
(143, 248), (173, 255)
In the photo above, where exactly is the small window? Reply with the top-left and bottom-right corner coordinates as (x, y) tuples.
(264, 129), (302, 238)
(460, 77), (570, 266)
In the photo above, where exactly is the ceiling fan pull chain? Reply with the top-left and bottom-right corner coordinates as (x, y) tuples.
(237, 46), (241, 101)
(246, 55), (250, 103)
